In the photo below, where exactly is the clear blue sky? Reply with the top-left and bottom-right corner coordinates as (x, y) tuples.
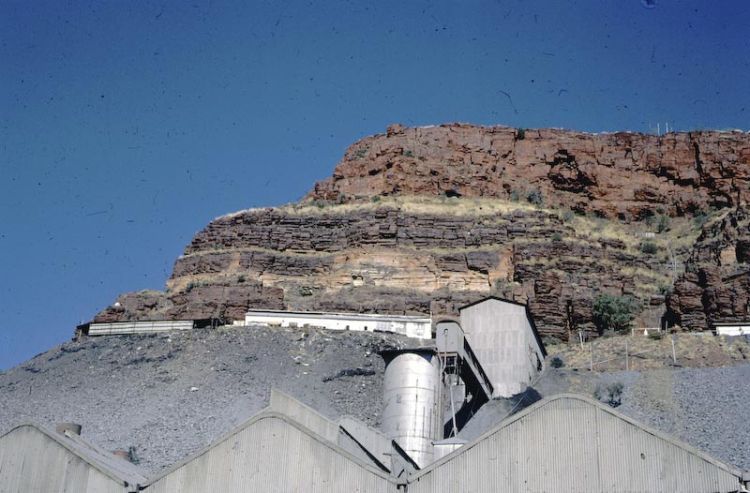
(1, 0), (749, 370)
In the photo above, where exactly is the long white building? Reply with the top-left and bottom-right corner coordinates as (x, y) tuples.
(244, 309), (433, 339)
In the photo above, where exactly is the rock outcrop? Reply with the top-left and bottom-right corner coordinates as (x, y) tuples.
(94, 123), (750, 337)
(96, 201), (677, 340)
(667, 208), (750, 328)
(309, 123), (750, 220)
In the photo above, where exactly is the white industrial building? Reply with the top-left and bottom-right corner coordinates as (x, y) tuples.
(2, 391), (747, 492)
(85, 320), (196, 336)
(0, 423), (146, 493)
(244, 309), (433, 339)
(143, 391), (398, 493)
(408, 394), (748, 493)
(459, 297), (546, 398)
(713, 322), (750, 336)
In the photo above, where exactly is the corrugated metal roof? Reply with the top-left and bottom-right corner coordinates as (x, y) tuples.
(0, 423), (147, 492)
(408, 394), (746, 493)
(143, 411), (397, 492)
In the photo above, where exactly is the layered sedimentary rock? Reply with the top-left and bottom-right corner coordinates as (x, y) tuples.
(667, 208), (750, 328)
(97, 202), (674, 340)
(95, 123), (750, 337)
(310, 124), (750, 219)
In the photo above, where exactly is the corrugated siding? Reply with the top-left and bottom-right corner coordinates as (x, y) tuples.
(88, 321), (193, 336)
(0, 427), (126, 493)
(460, 299), (544, 397)
(268, 389), (340, 443)
(409, 397), (741, 493)
(145, 415), (394, 493)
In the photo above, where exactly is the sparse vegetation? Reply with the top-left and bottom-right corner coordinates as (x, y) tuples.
(516, 128), (526, 140)
(656, 214), (671, 233)
(371, 195), (381, 203)
(657, 283), (673, 296)
(550, 356), (564, 368)
(353, 147), (368, 159)
(403, 150), (414, 157)
(594, 382), (624, 407)
(509, 190), (520, 202)
(640, 241), (658, 254)
(526, 189), (543, 207)
(693, 211), (709, 229)
(593, 294), (638, 334)
(552, 232), (562, 242)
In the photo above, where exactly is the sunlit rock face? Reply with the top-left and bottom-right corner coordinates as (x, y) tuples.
(95, 124), (750, 337)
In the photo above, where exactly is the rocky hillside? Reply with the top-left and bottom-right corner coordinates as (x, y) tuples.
(2, 326), (748, 473)
(0, 326), (409, 474)
(95, 124), (750, 338)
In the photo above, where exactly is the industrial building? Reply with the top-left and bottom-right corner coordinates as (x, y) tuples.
(713, 321), (750, 336)
(459, 297), (546, 397)
(0, 423), (146, 493)
(5, 296), (741, 491)
(244, 309), (433, 339)
(136, 391), (748, 492)
(2, 392), (747, 492)
(143, 391), (400, 493)
(407, 394), (749, 493)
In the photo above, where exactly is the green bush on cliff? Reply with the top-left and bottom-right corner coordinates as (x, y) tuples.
(526, 189), (543, 207)
(592, 294), (638, 334)
(640, 241), (658, 254)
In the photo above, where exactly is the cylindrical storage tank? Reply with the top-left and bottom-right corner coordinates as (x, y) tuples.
(381, 349), (441, 468)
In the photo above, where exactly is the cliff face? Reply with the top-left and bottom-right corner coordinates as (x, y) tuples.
(95, 123), (750, 338)
(96, 199), (678, 340)
(667, 208), (750, 328)
(310, 124), (750, 219)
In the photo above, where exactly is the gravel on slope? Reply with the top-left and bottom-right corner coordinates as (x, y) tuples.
(0, 325), (415, 475)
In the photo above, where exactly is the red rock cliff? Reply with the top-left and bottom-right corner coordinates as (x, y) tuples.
(309, 123), (750, 220)
(95, 124), (750, 338)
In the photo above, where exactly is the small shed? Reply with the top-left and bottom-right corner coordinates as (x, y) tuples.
(0, 423), (146, 493)
(408, 394), (748, 493)
(459, 297), (546, 397)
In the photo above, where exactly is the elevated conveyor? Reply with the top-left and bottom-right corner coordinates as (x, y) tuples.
(435, 321), (494, 434)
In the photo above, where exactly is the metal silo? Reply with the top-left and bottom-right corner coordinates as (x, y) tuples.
(380, 349), (442, 468)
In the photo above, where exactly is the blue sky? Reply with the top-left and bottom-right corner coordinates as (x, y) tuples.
(1, 0), (749, 369)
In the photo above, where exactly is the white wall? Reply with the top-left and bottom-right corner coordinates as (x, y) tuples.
(244, 311), (432, 339)
(459, 299), (544, 398)
(715, 325), (750, 336)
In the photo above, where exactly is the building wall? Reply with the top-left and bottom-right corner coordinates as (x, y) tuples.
(144, 414), (395, 493)
(0, 426), (128, 493)
(408, 396), (743, 493)
(269, 389), (340, 443)
(460, 299), (544, 397)
(245, 310), (432, 339)
(714, 324), (750, 336)
(88, 320), (194, 336)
